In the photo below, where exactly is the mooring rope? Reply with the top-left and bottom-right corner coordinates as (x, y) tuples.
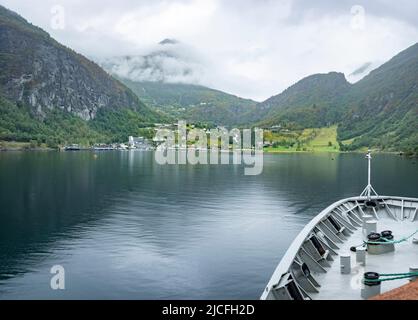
(365, 272), (418, 283)
(365, 229), (418, 245)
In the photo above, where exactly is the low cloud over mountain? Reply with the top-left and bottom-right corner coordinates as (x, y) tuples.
(99, 39), (207, 85)
(3, 0), (418, 101)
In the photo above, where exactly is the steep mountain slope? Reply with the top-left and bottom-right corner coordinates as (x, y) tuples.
(255, 43), (418, 152)
(338, 43), (418, 152)
(0, 4), (416, 151)
(254, 72), (352, 128)
(118, 79), (258, 126)
(0, 5), (159, 144)
(0, 94), (105, 146)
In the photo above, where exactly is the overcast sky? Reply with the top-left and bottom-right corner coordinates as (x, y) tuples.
(1, 0), (418, 101)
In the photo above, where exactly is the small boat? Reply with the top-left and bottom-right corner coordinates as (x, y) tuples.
(64, 144), (81, 151)
(261, 151), (418, 300)
(92, 145), (115, 151)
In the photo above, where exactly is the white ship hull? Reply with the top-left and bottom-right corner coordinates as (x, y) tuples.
(261, 195), (418, 300)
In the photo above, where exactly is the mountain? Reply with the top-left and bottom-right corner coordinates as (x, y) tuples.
(0, 4), (416, 152)
(115, 79), (258, 126)
(338, 43), (418, 152)
(0, 5), (158, 145)
(347, 62), (373, 83)
(255, 72), (351, 128)
(100, 41), (258, 127)
(254, 43), (418, 153)
(100, 39), (203, 85)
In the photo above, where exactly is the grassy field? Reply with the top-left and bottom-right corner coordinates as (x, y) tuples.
(305, 126), (339, 152)
(341, 137), (355, 146)
(264, 125), (340, 153)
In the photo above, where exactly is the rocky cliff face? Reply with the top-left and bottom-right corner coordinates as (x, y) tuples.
(0, 5), (144, 121)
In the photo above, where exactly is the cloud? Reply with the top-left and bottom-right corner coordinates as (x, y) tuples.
(1, 0), (417, 101)
(99, 40), (208, 84)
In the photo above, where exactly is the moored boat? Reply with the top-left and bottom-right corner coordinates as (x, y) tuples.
(64, 144), (81, 151)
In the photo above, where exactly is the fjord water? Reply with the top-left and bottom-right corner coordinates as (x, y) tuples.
(0, 151), (417, 299)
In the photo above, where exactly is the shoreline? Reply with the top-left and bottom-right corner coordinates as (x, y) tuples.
(1, 141), (415, 157)
(0, 147), (414, 157)
(264, 147), (416, 157)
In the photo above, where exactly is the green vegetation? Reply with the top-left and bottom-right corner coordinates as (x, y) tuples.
(0, 94), (159, 148)
(256, 44), (418, 155)
(0, 4), (161, 149)
(90, 108), (156, 142)
(0, 95), (104, 147)
(337, 43), (418, 155)
(119, 80), (258, 127)
(307, 126), (339, 152)
(256, 72), (350, 128)
(264, 126), (339, 153)
(0, 141), (31, 150)
(0, 4), (417, 154)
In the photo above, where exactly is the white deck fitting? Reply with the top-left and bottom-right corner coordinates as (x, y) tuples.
(261, 196), (418, 300)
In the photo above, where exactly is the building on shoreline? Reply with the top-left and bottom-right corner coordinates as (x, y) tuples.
(128, 136), (153, 150)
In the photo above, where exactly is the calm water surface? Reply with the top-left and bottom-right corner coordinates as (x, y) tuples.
(0, 151), (417, 299)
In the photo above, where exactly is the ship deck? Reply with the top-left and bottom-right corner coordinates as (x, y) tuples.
(261, 196), (418, 300)
(313, 216), (418, 300)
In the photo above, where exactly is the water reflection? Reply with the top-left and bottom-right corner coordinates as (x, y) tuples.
(0, 151), (416, 299)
